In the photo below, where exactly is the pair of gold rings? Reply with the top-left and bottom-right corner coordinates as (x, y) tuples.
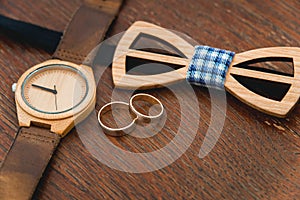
(98, 93), (164, 136)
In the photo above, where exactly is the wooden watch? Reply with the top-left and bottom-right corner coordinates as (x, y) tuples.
(0, 0), (123, 199)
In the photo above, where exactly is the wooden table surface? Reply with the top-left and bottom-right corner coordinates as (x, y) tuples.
(0, 0), (299, 199)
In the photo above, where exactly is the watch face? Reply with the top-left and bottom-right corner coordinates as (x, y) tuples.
(21, 64), (88, 114)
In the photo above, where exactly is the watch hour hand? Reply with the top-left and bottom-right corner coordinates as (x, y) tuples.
(54, 85), (58, 111)
(32, 84), (57, 94)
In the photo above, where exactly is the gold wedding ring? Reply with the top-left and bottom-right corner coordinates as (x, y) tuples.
(98, 94), (164, 136)
(129, 93), (164, 122)
(98, 101), (137, 136)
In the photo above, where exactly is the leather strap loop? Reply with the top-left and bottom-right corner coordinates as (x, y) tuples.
(53, 0), (123, 64)
(0, 127), (60, 200)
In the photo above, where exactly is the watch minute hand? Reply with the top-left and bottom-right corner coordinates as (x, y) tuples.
(32, 84), (57, 94)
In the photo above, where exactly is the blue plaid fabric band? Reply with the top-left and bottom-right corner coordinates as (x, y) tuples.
(186, 45), (235, 89)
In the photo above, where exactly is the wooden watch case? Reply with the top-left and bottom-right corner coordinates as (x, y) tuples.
(14, 59), (96, 136)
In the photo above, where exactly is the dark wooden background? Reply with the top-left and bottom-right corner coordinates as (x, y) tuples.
(0, 0), (299, 199)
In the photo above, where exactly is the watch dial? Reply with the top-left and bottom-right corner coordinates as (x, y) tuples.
(21, 64), (88, 114)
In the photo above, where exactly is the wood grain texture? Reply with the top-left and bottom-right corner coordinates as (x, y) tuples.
(225, 47), (300, 118)
(112, 21), (300, 117)
(0, 0), (299, 200)
(112, 21), (193, 89)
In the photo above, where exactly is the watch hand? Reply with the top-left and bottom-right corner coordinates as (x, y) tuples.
(32, 84), (57, 94)
(54, 85), (58, 111)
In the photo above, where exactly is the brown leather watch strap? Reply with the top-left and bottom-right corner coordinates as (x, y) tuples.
(0, 126), (60, 200)
(53, 0), (123, 64)
(0, 1), (123, 199)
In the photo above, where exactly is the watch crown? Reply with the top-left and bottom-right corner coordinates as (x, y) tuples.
(12, 83), (17, 92)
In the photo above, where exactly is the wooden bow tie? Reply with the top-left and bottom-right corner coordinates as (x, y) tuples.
(112, 21), (300, 118)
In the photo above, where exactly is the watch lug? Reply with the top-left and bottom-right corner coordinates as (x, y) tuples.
(50, 118), (74, 136)
(16, 101), (31, 127)
(15, 93), (95, 136)
(16, 101), (74, 136)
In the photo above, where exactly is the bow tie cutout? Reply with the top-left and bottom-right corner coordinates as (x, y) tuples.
(112, 21), (300, 118)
